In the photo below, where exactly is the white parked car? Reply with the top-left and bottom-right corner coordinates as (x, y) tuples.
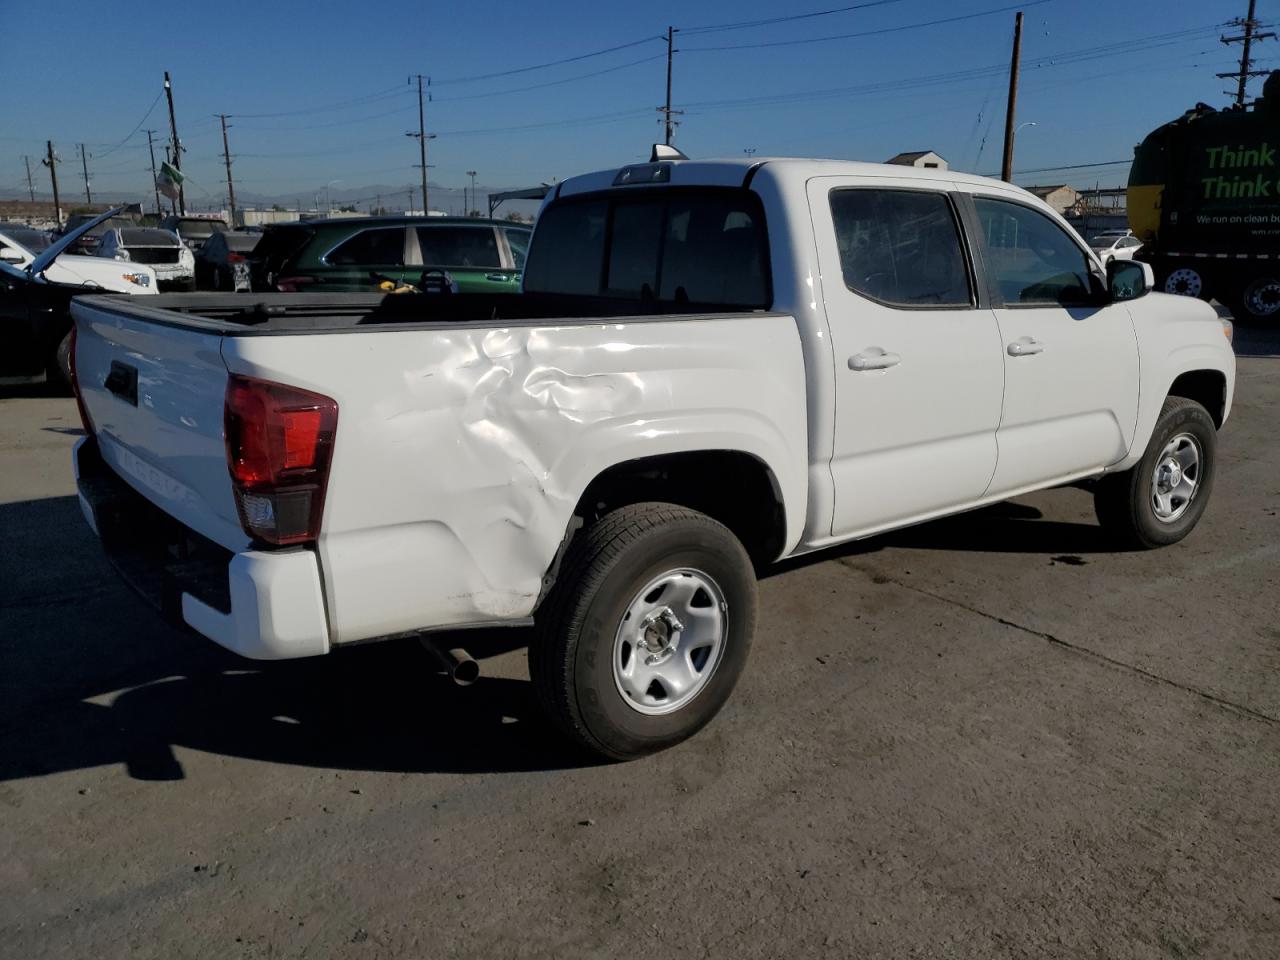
(0, 226), (157, 294)
(1089, 231), (1143, 264)
(71, 150), (1235, 760)
(96, 227), (196, 291)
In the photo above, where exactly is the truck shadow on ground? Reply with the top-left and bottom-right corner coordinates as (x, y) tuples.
(0, 495), (580, 783)
(0, 490), (1170, 785)
(765, 500), (1127, 580)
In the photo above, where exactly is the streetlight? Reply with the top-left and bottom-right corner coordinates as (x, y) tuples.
(1015, 121), (1038, 135)
(743, 147), (757, 158)
(324, 179), (341, 216)
(466, 171), (477, 217)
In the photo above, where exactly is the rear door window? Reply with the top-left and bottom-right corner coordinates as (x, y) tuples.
(828, 189), (971, 307)
(324, 227), (406, 266)
(523, 189), (770, 308)
(414, 226), (501, 268)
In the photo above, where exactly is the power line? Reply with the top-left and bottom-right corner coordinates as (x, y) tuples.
(681, 0), (910, 35)
(430, 35), (663, 85)
(432, 54), (666, 103)
(233, 84), (410, 120)
(682, 0), (1053, 51)
(94, 91), (164, 160)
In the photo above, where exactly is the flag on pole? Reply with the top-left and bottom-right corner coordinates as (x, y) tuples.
(157, 160), (185, 201)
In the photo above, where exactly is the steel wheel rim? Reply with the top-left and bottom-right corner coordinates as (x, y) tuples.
(612, 568), (728, 716)
(1150, 432), (1202, 523)
(1244, 278), (1280, 317)
(1164, 268), (1202, 298)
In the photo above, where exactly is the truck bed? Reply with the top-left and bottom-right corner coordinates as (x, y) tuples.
(71, 290), (809, 654)
(85, 291), (782, 336)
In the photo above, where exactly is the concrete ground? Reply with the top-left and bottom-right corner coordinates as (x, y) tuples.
(1, 323), (1277, 959)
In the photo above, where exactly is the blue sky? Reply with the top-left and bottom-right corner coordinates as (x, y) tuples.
(0, 0), (1264, 208)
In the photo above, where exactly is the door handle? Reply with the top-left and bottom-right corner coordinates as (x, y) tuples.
(485, 273), (512, 282)
(848, 348), (901, 371)
(1007, 338), (1045, 357)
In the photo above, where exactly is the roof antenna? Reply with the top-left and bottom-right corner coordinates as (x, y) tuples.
(651, 143), (688, 162)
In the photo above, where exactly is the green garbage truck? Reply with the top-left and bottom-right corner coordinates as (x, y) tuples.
(1128, 70), (1280, 322)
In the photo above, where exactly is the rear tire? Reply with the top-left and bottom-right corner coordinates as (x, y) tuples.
(50, 331), (73, 394)
(530, 503), (757, 760)
(1230, 275), (1280, 325)
(1094, 396), (1216, 549)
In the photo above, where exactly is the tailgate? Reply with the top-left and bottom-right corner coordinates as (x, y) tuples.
(72, 299), (247, 551)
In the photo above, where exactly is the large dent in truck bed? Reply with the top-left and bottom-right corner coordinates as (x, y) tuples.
(227, 317), (808, 644)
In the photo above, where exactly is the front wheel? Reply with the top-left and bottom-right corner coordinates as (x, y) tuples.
(530, 503), (757, 760)
(1094, 396), (1217, 549)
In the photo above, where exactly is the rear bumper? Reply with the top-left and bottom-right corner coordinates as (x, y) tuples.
(74, 437), (330, 660)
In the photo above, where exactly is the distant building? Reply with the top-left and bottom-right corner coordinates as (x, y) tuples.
(885, 150), (948, 171)
(1025, 185), (1080, 215)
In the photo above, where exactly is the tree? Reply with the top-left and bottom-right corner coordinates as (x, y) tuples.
(505, 211), (529, 223)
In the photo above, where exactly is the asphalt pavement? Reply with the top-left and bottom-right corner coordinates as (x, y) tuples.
(1, 322), (1277, 959)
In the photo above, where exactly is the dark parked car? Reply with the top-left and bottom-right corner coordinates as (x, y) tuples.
(60, 215), (136, 255)
(0, 225), (54, 253)
(0, 209), (156, 390)
(158, 214), (228, 251)
(194, 231), (260, 290)
(250, 216), (530, 293)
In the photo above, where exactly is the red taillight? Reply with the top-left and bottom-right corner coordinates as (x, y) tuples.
(68, 325), (95, 435)
(226, 253), (246, 263)
(275, 276), (315, 292)
(224, 375), (338, 546)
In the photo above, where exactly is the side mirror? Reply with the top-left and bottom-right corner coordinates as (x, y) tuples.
(0, 246), (24, 264)
(1107, 259), (1154, 302)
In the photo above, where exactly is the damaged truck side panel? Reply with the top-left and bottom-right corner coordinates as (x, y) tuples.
(220, 316), (809, 645)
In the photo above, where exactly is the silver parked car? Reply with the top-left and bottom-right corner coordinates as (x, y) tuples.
(96, 227), (196, 291)
(1089, 231), (1143, 265)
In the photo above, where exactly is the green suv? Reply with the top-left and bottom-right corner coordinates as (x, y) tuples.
(250, 216), (531, 293)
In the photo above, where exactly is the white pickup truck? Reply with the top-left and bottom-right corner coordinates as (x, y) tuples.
(71, 150), (1235, 759)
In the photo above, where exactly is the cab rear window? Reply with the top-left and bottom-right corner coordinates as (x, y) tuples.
(524, 188), (771, 309)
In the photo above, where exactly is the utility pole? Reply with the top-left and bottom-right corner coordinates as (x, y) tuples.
(78, 143), (92, 204)
(375, 192), (381, 215)
(164, 71), (185, 214)
(43, 141), (62, 226)
(1000, 11), (1024, 183)
(218, 114), (237, 224)
(1219, 0), (1276, 106)
(407, 75), (436, 213)
(145, 130), (162, 216)
(408, 187), (415, 215)
(659, 26), (683, 144)
(22, 155), (35, 202)
(466, 170), (477, 216)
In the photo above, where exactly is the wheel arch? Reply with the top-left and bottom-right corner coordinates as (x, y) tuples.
(1167, 368), (1227, 428)
(535, 449), (790, 609)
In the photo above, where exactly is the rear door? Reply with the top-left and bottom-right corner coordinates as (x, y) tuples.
(412, 224), (510, 292)
(808, 178), (1005, 537)
(968, 194), (1140, 494)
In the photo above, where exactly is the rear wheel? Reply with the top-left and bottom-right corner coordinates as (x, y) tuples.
(1094, 396), (1217, 549)
(1232, 275), (1280, 324)
(530, 503), (756, 760)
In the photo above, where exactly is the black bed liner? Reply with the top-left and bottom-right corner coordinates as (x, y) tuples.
(74, 291), (782, 337)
